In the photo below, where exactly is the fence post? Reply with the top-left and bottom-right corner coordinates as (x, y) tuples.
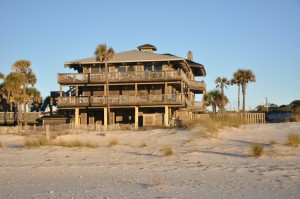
(46, 124), (50, 140)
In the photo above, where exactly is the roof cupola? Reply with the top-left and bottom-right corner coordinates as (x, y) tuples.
(137, 44), (157, 53)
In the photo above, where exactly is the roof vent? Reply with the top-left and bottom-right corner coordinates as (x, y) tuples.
(137, 44), (157, 53)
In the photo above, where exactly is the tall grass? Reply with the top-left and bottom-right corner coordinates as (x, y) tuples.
(287, 133), (300, 147)
(161, 146), (174, 156)
(250, 143), (264, 157)
(182, 116), (247, 138)
(24, 137), (99, 148)
(109, 138), (119, 147)
(24, 137), (52, 148)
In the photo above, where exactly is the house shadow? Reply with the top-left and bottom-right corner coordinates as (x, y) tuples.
(126, 151), (161, 157)
(199, 150), (247, 158)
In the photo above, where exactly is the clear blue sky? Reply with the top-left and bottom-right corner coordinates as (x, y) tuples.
(1, 0), (299, 110)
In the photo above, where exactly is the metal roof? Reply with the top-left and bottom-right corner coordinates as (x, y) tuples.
(64, 48), (206, 76)
(64, 50), (184, 65)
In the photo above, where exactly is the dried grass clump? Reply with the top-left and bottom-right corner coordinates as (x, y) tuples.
(287, 133), (300, 147)
(109, 138), (119, 147)
(161, 146), (174, 156)
(250, 143), (264, 157)
(0, 141), (3, 148)
(290, 115), (300, 122)
(139, 141), (147, 148)
(269, 139), (278, 145)
(24, 137), (52, 148)
(56, 139), (99, 148)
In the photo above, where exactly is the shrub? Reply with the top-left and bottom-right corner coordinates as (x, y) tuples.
(24, 137), (52, 148)
(250, 143), (264, 157)
(287, 133), (300, 147)
(56, 139), (98, 148)
(139, 141), (147, 148)
(109, 138), (119, 146)
(290, 115), (300, 122)
(269, 139), (278, 145)
(161, 146), (173, 156)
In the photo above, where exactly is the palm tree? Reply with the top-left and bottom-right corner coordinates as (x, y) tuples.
(232, 69), (256, 114)
(203, 90), (223, 115)
(231, 70), (243, 112)
(3, 72), (23, 111)
(3, 72), (23, 124)
(215, 77), (229, 113)
(12, 60), (35, 126)
(95, 43), (115, 125)
(27, 87), (42, 112)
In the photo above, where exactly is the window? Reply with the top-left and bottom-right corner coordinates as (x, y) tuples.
(144, 64), (152, 71)
(154, 65), (162, 71)
(128, 65), (135, 72)
(91, 67), (100, 74)
(118, 66), (126, 72)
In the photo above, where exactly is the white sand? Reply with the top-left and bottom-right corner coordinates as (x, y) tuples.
(1, 123), (300, 199)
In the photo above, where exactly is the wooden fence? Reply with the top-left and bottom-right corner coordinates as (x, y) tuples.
(181, 113), (265, 124)
(0, 123), (135, 135)
(0, 112), (41, 124)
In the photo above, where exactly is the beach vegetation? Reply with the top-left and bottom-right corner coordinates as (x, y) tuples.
(287, 133), (300, 147)
(0, 141), (3, 148)
(139, 141), (147, 148)
(24, 137), (52, 148)
(161, 146), (174, 156)
(108, 138), (119, 146)
(268, 139), (278, 145)
(250, 143), (264, 157)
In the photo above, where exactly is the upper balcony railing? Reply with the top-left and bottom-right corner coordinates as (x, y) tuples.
(58, 70), (182, 84)
(58, 70), (206, 92)
(58, 93), (185, 107)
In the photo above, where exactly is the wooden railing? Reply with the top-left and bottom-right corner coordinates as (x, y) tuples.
(58, 93), (186, 106)
(58, 70), (205, 92)
(58, 70), (182, 84)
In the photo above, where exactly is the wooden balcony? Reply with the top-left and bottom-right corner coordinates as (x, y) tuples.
(58, 94), (185, 107)
(58, 70), (182, 84)
(188, 80), (206, 93)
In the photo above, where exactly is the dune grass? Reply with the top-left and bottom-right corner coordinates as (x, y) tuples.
(56, 139), (99, 148)
(161, 146), (174, 156)
(287, 133), (300, 147)
(0, 141), (3, 148)
(268, 139), (278, 145)
(24, 136), (99, 148)
(109, 138), (119, 147)
(24, 137), (52, 148)
(250, 143), (264, 157)
(182, 116), (247, 139)
(139, 141), (148, 148)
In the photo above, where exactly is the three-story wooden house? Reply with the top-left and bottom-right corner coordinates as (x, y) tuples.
(57, 44), (206, 128)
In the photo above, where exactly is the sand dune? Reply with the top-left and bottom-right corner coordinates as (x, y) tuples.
(0, 123), (300, 198)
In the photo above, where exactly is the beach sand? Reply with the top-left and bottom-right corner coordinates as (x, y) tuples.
(0, 122), (300, 199)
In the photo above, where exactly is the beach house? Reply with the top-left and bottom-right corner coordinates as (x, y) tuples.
(56, 44), (206, 128)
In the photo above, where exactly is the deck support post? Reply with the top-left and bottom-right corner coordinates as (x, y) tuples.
(75, 108), (79, 126)
(135, 106), (139, 130)
(164, 105), (169, 127)
(104, 107), (108, 130)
